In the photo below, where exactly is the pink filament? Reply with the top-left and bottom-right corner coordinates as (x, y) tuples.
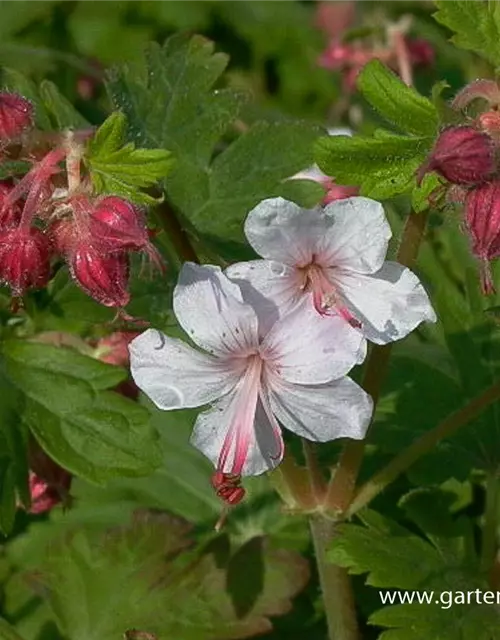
(305, 263), (362, 328)
(217, 356), (262, 475)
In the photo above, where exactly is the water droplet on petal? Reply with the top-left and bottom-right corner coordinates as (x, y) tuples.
(270, 261), (287, 276)
(163, 386), (184, 409)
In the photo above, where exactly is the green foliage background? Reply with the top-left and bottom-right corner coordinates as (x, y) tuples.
(1, 1), (500, 639)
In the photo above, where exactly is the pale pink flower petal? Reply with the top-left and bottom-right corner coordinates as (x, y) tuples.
(191, 391), (283, 476)
(173, 262), (259, 356)
(129, 330), (239, 409)
(311, 197), (391, 274)
(244, 198), (329, 266)
(330, 261), (437, 345)
(269, 377), (372, 442)
(131, 263), (370, 480)
(262, 298), (366, 384)
(226, 259), (301, 333)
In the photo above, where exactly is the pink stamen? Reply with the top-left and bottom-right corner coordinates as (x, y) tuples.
(302, 262), (362, 328)
(3, 148), (66, 230)
(217, 355), (262, 475)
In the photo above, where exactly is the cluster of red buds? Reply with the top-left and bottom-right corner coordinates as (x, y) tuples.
(0, 91), (162, 313)
(315, 3), (434, 90)
(418, 80), (500, 294)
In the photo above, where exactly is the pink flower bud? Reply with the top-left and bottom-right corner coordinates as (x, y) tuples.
(406, 37), (435, 68)
(0, 92), (33, 140)
(69, 243), (130, 307)
(95, 331), (140, 399)
(89, 196), (163, 269)
(465, 181), (500, 294)
(478, 111), (500, 144)
(418, 126), (496, 186)
(314, 1), (355, 39)
(0, 180), (21, 228)
(0, 226), (51, 295)
(27, 444), (72, 514)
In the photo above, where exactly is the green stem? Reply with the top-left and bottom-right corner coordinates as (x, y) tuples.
(154, 199), (199, 264)
(303, 440), (327, 503)
(309, 517), (360, 640)
(325, 210), (429, 513)
(348, 380), (500, 518)
(482, 472), (500, 573)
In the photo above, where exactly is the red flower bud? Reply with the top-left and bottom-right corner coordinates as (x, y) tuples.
(0, 92), (33, 141)
(418, 126), (496, 186)
(406, 37), (435, 68)
(69, 243), (130, 307)
(89, 196), (163, 269)
(0, 180), (21, 228)
(465, 181), (500, 294)
(0, 226), (51, 295)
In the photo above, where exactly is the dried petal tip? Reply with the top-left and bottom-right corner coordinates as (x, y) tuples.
(418, 126), (496, 186)
(452, 80), (500, 111)
(0, 92), (33, 140)
(465, 181), (500, 294)
(0, 226), (51, 296)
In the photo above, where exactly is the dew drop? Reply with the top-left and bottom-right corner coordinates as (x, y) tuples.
(270, 262), (287, 276)
(163, 386), (184, 409)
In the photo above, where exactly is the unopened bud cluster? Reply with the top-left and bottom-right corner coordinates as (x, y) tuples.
(419, 80), (500, 294)
(0, 91), (162, 310)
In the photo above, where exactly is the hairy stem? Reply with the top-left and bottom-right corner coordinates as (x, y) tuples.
(309, 517), (360, 640)
(326, 210), (428, 513)
(348, 381), (500, 517)
(303, 440), (327, 502)
(482, 472), (500, 574)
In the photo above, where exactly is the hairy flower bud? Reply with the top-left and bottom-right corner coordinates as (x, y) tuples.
(0, 226), (51, 295)
(465, 181), (500, 294)
(69, 243), (130, 307)
(90, 196), (162, 266)
(0, 92), (33, 140)
(418, 126), (496, 186)
(0, 180), (21, 228)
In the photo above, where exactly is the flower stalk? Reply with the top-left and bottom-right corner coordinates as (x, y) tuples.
(326, 209), (429, 514)
(348, 380), (500, 518)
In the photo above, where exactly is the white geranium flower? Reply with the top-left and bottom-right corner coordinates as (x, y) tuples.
(226, 197), (436, 345)
(129, 263), (372, 477)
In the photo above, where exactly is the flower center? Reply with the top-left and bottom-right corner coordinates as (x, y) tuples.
(299, 259), (362, 328)
(217, 354), (283, 476)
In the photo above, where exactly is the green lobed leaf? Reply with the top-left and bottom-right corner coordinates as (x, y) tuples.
(22, 511), (309, 640)
(106, 35), (320, 246)
(0, 340), (162, 485)
(38, 80), (89, 130)
(357, 60), (439, 137)
(315, 131), (433, 200)
(434, 0), (500, 67)
(330, 491), (500, 639)
(85, 111), (175, 205)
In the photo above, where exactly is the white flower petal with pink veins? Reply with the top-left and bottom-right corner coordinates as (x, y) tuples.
(269, 376), (373, 442)
(129, 330), (240, 409)
(173, 262), (260, 357)
(129, 263), (370, 482)
(228, 196), (436, 347)
(191, 391), (284, 476)
(330, 261), (437, 344)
